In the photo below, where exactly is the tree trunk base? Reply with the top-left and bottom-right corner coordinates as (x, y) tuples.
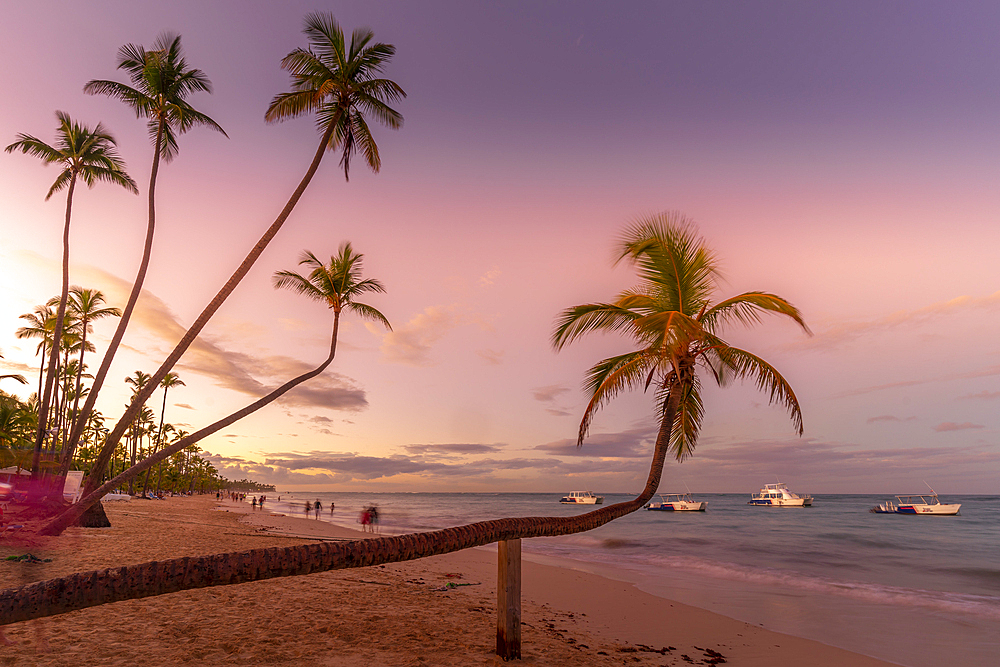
(75, 500), (111, 528)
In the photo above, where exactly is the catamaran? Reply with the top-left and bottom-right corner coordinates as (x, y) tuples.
(748, 482), (813, 507)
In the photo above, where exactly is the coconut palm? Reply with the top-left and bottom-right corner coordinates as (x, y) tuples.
(140, 372), (185, 497)
(16, 305), (56, 401)
(52, 13), (404, 530)
(65, 288), (121, 439)
(6, 113), (137, 475)
(12, 216), (811, 633)
(65, 35), (226, 486)
(50, 243), (390, 529)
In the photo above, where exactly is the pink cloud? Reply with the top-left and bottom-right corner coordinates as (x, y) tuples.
(932, 422), (984, 432)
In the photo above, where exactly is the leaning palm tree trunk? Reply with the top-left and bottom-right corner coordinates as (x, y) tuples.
(68, 123), (336, 513)
(41, 306), (340, 535)
(3, 388), (678, 625)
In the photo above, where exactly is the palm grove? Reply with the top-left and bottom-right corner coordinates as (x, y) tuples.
(1, 11), (808, 626)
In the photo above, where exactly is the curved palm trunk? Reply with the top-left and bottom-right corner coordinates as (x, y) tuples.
(8, 382), (680, 624)
(65, 120), (165, 495)
(31, 176), (76, 478)
(71, 123), (337, 508)
(41, 310), (341, 535)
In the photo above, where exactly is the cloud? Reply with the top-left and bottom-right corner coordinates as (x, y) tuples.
(532, 384), (575, 417)
(788, 291), (1000, 353)
(379, 306), (457, 366)
(535, 426), (657, 458)
(867, 415), (900, 424)
(834, 364), (1000, 399)
(403, 443), (503, 456)
(960, 390), (1000, 400)
(72, 265), (367, 412)
(479, 267), (501, 287)
(932, 422), (984, 432)
(477, 349), (504, 365)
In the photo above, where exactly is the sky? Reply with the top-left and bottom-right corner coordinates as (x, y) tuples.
(1, 1), (999, 494)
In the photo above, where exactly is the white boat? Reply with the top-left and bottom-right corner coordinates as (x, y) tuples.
(560, 491), (603, 504)
(748, 482), (813, 507)
(870, 493), (961, 515)
(645, 493), (706, 512)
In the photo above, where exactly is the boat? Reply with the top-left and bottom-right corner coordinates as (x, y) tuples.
(748, 482), (813, 507)
(559, 491), (604, 504)
(870, 493), (961, 515)
(645, 493), (707, 511)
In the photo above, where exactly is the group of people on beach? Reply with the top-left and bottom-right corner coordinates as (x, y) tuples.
(250, 495), (267, 510)
(304, 499), (331, 519)
(359, 506), (379, 532)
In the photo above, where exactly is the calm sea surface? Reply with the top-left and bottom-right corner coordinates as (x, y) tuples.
(255, 492), (999, 667)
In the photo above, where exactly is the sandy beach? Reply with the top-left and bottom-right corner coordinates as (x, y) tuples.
(0, 496), (899, 666)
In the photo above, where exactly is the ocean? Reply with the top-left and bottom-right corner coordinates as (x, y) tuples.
(253, 492), (999, 667)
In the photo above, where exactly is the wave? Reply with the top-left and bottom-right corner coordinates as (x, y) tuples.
(576, 549), (1000, 621)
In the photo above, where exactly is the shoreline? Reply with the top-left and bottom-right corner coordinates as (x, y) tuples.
(0, 495), (899, 666)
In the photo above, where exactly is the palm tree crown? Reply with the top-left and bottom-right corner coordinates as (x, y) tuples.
(553, 212), (810, 461)
(265, 12), (406, 180)
(84, 33), (226, 161)
(5, 111), (138, 200)
(272, 243), (391, 328)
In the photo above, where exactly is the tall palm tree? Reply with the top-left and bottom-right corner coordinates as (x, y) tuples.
(6, 113), (137, 475)
(140, 372), (184, 497)
(66, 34), (226, 482)
(50, 243), (390, 529)
(57, 13), (404, 526)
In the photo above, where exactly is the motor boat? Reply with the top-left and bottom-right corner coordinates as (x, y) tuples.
(748, 482), (813, 507)
(870, 493), (961, 515)
(559, 491), (604, 504)
(645, 493), (706, 511)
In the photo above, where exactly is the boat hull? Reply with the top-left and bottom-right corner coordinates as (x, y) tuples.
(748, 497), (812, 507)
(896, 504), (961, 515)
(647, 502), (706, 511)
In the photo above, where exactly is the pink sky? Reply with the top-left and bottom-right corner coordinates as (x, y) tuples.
(1, 1), (998, 493)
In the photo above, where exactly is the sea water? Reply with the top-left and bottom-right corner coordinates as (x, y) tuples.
(256, 492), (999, 667)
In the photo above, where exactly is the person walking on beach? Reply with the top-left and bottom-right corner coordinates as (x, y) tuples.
(251, 496), (257, 511)
(314, 499), (322, 518)
(304, 500), (311, 516)
(330, 501), (335, 516)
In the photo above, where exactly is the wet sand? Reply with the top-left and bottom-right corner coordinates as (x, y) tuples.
(0, 495), (900, 666)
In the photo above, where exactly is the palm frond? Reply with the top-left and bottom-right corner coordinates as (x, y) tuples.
(701, 292), (811, 335)
(710, 339), (804, 435)
(577, 350), (655, 446)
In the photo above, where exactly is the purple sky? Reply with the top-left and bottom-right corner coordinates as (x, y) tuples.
(2, 1), (999, 493)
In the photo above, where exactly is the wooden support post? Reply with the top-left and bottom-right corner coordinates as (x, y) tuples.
(496, 538), (522, 660)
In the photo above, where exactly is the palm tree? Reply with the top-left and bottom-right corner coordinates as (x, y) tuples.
(13, 216), (811, 634)
(49, 242), (390, 529)
(66, 33), (226, 489)
(16, 305), (56, 402)
(141, 372), (184, 497)
(64, 288), (121, 448)
(55, 13), (404, 527)
(6, 113), (136, 475)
